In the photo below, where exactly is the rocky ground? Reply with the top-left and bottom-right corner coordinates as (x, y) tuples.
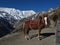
(0, 27), (56, 45)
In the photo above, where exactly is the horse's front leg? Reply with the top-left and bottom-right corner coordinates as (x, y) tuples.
(38, 28), (42, 40)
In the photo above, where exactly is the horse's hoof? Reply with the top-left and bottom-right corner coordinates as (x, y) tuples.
(25, 37), (30, 40)
(38, 38), (41, 40)
(25, 38), (30, 40)
(37, 36), (42, 40)
(40, 38), (42, 40)
(27, 38), (30, 40)
(38, 37), (42, 40)
(25, 35), (30, 40)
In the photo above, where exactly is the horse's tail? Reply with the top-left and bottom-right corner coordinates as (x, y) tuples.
(22, 22), (25, 34)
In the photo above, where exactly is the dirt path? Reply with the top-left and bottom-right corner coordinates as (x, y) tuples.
(0, 28), (56, 45)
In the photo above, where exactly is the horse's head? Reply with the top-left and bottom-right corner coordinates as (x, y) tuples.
(43, 14), (49, 27)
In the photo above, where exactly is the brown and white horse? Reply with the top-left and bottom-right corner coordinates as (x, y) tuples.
(23, 14), (49, 40)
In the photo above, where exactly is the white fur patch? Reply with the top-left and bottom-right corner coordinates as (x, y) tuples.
(44, 17), (47, 25)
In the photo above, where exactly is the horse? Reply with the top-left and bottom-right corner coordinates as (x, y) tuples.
(23, 14), (49, 40)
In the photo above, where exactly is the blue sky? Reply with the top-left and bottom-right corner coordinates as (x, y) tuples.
(0, 0), (60, 12)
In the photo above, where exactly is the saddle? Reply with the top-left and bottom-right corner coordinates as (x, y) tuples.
(30, 20), (38, 25)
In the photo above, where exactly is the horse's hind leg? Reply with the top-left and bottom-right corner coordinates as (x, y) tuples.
(38, 28), (42, 40)
(24, 27), (30, 40)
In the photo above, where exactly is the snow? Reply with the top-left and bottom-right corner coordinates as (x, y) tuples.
(0, 7), (36, 20)
(48, 8), (54, 12)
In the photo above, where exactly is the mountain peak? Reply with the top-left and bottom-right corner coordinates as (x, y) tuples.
(0, 7), (36, 19)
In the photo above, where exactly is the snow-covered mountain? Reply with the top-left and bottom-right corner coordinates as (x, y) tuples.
(0, 8), (36, 24)
(48, 8), (54, 12)
(0, 8), (36, 20)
